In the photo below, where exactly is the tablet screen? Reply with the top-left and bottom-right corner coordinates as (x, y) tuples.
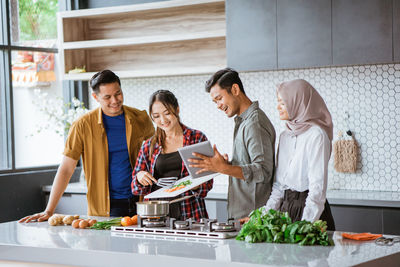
(178, 141), (216, 178)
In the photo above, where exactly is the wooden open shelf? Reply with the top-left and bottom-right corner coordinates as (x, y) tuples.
(57, 0), (226, 80)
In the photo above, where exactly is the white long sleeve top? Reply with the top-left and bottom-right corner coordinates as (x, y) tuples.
(264, 126), (331, 222)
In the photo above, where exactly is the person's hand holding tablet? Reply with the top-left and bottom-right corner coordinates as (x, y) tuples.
(187, 143), (229, 175)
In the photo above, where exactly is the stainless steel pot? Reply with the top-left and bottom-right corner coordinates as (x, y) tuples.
(136, 195), (193, 218)
(136, 200), (170, 218)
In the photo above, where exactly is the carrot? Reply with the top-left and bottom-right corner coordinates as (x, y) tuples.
(164, 182), (190, 193)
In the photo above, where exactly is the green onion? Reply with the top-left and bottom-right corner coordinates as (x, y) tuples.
(90, 217), (122, 230)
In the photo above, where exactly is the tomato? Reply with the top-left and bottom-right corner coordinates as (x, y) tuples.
(121, 216), (133, 226)
(131, 215), (138, 225)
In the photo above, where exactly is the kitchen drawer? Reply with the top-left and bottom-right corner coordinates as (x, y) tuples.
(45, 193), (87, 215)
(330, 205), (383, 233)
(383, 208), (400, 235)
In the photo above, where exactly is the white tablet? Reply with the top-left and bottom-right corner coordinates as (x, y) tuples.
(178, 141), (216, 178)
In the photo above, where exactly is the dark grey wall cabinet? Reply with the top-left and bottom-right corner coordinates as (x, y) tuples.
(277, 0), (332, 69)
(332, 0), (393, 65)
(394, 0), (400, 61)
(226, 0), (277, 71)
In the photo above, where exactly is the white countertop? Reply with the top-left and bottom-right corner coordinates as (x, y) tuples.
(43, 182), (400, 207)
(1, 220), (400, 266)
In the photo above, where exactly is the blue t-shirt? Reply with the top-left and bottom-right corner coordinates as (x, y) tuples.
(102, 113), (133, 199)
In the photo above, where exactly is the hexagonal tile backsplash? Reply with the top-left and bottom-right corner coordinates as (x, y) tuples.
(89, 63), (400, 191)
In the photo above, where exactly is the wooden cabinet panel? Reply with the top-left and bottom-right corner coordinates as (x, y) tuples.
(81, 0), (170, 9)
(277, 0), (332, 69)
(58, 0), (226, 80)
(226, 0), (277, 71)
(86, 38), (225, 75)
(394, 0), (400, 61)
(63, 3), (226, 42)
(332, 0), (393, 65)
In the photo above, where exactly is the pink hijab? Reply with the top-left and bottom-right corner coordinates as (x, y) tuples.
(277, 79), (333, 141)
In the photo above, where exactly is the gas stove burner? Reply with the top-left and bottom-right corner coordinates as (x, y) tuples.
(197, 218), (216, 224)
(112, 217), (240, 239)
(193, 218), (216, 227)
(211, 222), (235, 232)
(174, 220), (190, 230)
(199, 218), (208, 224)
(142, 218), (166, 228)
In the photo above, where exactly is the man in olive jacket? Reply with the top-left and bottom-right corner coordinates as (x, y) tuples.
(20, 70), (154, 222)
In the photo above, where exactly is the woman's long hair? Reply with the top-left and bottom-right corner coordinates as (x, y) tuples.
(149, 90), (181, 157)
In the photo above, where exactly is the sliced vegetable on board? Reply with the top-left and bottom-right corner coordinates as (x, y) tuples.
(164, 180), (192, 192)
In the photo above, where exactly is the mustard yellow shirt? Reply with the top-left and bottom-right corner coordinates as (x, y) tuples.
(63, 105), (154, 216)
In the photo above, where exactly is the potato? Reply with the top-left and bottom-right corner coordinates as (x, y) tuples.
(51, 215), (63, 225)
(73, 215), (80, 219)
(72, 219), (82, 229)
(48, 216), (59, 226)
(63, 215), (74, 225)
(79, 220), (89, 229)
(54, 214), (65, 222)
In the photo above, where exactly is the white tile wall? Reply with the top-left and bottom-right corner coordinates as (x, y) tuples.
(89, 63), (400, 191)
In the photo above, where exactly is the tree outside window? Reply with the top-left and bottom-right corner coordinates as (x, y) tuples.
(11, 0), (58, 47)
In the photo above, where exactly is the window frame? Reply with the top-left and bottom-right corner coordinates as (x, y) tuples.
(0, 0), (82, 174)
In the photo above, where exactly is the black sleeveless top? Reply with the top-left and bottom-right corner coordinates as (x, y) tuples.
(153, 151), (182, 179)
(153, 151), (183, 219)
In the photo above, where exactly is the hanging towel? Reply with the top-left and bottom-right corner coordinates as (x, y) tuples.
(333, 134), (358, 173)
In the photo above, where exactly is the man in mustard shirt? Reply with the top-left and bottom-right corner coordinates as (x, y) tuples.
(20, 70), (154, 221)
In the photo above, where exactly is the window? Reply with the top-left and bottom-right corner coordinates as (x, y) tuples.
(10, 0), (62, 168)
(10, 0), (58, 48)
(11, 50), (64, 168)
(0, 0), (67, 171)
(0, 0), (4, 45)
(0, 50), (8, 169)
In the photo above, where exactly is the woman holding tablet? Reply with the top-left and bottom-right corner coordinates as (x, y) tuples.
(131, 90), (213, 221)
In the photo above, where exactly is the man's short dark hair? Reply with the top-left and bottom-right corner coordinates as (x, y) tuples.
(205, 68), (245, 95)
(89, 70), (121, 93)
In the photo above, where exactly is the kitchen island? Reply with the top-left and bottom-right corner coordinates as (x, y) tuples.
(0, 220), (400, 266)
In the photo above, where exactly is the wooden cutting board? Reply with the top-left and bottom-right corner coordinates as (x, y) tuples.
(144, 173), (219, 199)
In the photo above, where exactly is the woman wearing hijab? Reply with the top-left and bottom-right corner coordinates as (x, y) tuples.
(264, 79), (335, 230)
